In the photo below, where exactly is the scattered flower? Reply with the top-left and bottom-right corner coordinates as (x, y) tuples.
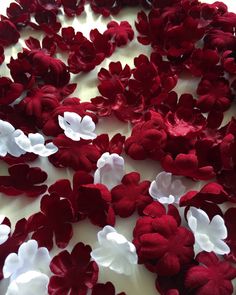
(58, 112), (96, 141)
(48, 242), (98, 295)
(92, 282), (126, 295)
(91, 225), (137, 275)
(187, 207), (230, 255)
(15, 132), (58, 157)
(149, 171), (186, 204)
(0, 119), (25, 157)
(94, 152), (125, 190)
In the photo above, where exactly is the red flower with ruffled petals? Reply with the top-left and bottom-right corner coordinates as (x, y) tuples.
(104, 21), (134, 46)
(0, 77), (23, 105)
(165, 108), (206, 138)
(161, 153), (215, 180)
(179, 182), (228, 219)
(48, 242), (98, 295)
(89, 0), (121, 17)
(0, 164), (47, 197)
(111, 172), (152, 217)
(0, 218), (27, 279)
(49, 134), (101, 171)
(185, 252), (236, 295)
(0, 19), (20, 47)
(204, 29), (236, 51)
(125, 111), (167, 160)
(92, 282), (126, 295)
(133, 214), (194, 276)
(222, 50), (236, 74)
(77, 183), (115, 227)
(196, 77), (232, 112)
(27, 193), (74, 250)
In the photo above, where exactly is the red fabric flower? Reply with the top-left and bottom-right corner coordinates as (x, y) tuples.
(0, 218), (27, 279)
(111, 172), (152, 217)
(0, 164), (47, 197)
(6, 2), (30, 29)
(224, 208), (236, 263)
(77, 184), (115, 227)
(196, 77), (232, 112)
(0, 77), (23, 105)
(179, 182), (228, 219)
(161, 153), (215, 180)
(204, 29), (236, 52)
(49, 134), (101, 172)
(104, 21), (134, 46)
(61, 0), (85, 17)
(185, 252), (236, 295)
(133, 214), (194, 276)
(0, 19), (20, 47)
(165, 108), (206, 138)
(92, 282), (126, 295)
(93, 133), (125, 155)
(48, 242), (98, 295)
(125, 111), (167, 160)
(27, 193), (74, 250)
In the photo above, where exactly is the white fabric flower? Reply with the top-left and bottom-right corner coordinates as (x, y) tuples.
(58, 112), (97, 141)
(94, 152), (125, 190)
(187, 207), (230, 255)
(0, 119), (26, 157)
(6, 271), (49, 295)
(0, 215), (11, 245)
(149, 171), (186, 204)
(91, 226), (137, 275)
(15, 133), (58, 157)
(3, 240), (51, 281)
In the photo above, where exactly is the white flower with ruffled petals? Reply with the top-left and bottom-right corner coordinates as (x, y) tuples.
(94, 152), (125, 190)
(187, 207), (230, 255)
(91, 226), (137, 275)
(15, 133), (58, 157)
(6, 271), (49, 295)
(0, 119), (26, 157)
(58, 112), (97, 141)
(149, 171), (186, 204)
(0, 215), (11, 245)
(3, 240), (51, 282)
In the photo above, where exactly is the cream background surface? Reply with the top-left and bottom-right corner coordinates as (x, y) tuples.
(0, 0), (235, 294)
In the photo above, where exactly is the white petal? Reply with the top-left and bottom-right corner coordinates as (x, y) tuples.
(15, 133), (32, 152)
(212, 239), (230, 255)
(209, 215), (228, 239)
(0, 224), (11, 245)
(6, 271), (49, 295)
(28, 133), (45, 145)
(195, 233), (214, 252)
(3, 254), (21, 279)
(0, 120), (15, 135)
(158, 195), (175, 204)
(188, 207), (210, 233)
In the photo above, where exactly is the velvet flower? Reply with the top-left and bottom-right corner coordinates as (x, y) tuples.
(48, 242), (98, 295)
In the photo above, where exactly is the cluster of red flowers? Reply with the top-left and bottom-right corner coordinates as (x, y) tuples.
(1, 0), (236, 294)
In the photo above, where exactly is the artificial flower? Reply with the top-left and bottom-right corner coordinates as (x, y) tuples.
(0, 20), (20, 46)
(91, 225), (137, 275)
(0, 119), (25, 157)
(94, 152), (125, 190)
(104, 21), (134, 46)
(48, 242), (98, 295)
(187, 207), (230, 255)
(149, 171), (185, 204)
(15, 132), (58, 157)
(77, 183), (115, 227)
(111, 172), (151, 217)
(3, 240), (50, 281)
(58, 112), (96, 141)
(0, 164), (47, 197)
(185, 252), (236, 295)
(0, 77), (23, 106)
